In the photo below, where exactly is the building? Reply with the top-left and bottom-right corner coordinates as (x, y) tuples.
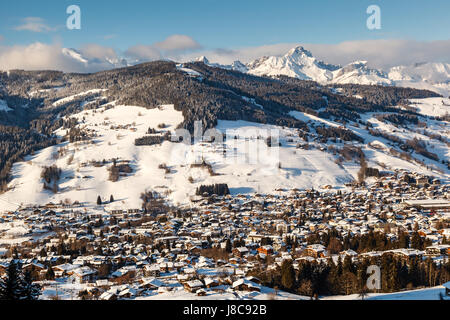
(403, 199), (450, 212)
(425, 245), (450, 257)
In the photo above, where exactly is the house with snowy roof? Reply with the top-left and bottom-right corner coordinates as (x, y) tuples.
(72, 266), (97, 283)
(184, 279), (204, 293)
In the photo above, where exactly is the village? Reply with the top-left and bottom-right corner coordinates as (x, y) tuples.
(0, 169), (449, 300)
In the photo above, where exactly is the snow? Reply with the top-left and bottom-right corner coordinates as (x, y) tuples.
(34, 277), (449, 300)
(0, 221), (32, 244)
(0, 103), (356, 212)
(241, 96), (263, 109)
(247, 46), (336, 84)
(39, 278), (89, 300)
(0, 89), (448, 213)
(0, 99), (12, 112)
(290, 107), (449, 179)
(331, 61), (392, 86)
(389, 62), (450, 85)
(29, 86), (65, 97)
(135, 284), (309, 300)
(199, 46), (449, 93)
(322, 285), (448, 300)
(52, 89), (106, 107)
(395, 80), (450, 97)
(62, 48), (89, 65)
(408, 97), (450, 117)
(193, 57), (248, 73)
(0, 76), (450, 214)
(176, 64), (203, 79)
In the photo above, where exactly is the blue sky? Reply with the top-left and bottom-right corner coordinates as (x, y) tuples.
(1, 0), (449, 49)
(0, 0), (449, 72)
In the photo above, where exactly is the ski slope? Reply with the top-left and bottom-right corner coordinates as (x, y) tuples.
(0, 95), (448, 213)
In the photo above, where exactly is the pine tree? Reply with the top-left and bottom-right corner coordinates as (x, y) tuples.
(225, 239), (232, 253)
(0, 262), (41, 300)
(20, 271), (41, 300)
(411, 231), (422, 249)
(398, 231), (409, 249)
(97, 196), (102, 205)
(45, 265), (55, 280)
(110, 195), (114, 202)
(0, 262), (22, 300)
(39, 248), (47, 257)
(281, 260), (296, 291)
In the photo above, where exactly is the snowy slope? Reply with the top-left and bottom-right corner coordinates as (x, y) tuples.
(1, 89), (448, 214)
(389, 62), (450, 84)
(247, 46), (338, 83)
(408, 97), (450, 117)
(62, 48), (129, 70)
(0, 102), (358, 212)
(194, 56), (248, 73)
(322, 285), (447, 300)
(331, 61), (392, 85)
(289, 108), (449, 178)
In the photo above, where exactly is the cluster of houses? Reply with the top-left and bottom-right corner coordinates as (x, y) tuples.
(0, 169), (449, 299)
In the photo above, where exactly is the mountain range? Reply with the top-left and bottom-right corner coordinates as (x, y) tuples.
(61, 46), (450, 97)
(0, 56), (448, 210)
(195, 46), (450, 96)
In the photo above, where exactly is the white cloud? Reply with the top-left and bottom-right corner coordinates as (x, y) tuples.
(125, 45), (162, 61)
(177, 43), (297, 65)
(178, 39), (450, 71)
(125, 35), (201, 62)
(14, 17), (56, 33)
(154, 34), (201, 52)
(302, 39), (450, 70)
(1, 38), (449, 74)
(80, 44), (118, 61)
(0, 42), (113, 73)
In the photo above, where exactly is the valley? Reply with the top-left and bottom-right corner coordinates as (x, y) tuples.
(0, 52), (449, 301)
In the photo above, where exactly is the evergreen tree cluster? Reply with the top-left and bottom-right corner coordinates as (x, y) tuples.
(250, 254), (450, 297)
(0, 262), (41, 300)
(196, 184), (230, 196)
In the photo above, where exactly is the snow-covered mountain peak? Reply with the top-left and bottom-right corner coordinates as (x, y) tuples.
(61, 48), (130, 71)
(62, 48), (89, 65)
(231, 60), (248, 73)
(246, 46), (337, 83)
(332, 60), (392, 85)
(389, 62), (450, 84)
(285, 46), (314, 58)
(196, 56), (210, 64)
(348, 60), (368, 67)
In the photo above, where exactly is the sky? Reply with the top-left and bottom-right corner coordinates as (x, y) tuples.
(0, 0), (449, 72)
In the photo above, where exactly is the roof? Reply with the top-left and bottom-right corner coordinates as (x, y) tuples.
(100, 292), (116, 300)
(185, 280), (203, 288)
(404, 199), (450, 208)
(54, 263), (77, 272)
(73, 266), (97, 277)
(232, 278), (260, 289)
(141, 277), (164, 288)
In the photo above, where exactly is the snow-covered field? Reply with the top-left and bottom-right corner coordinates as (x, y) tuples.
(322, 285), (448, 300)
(0, 93), (448, 214)
(408, 97), (450, 117)
(135, 285), (308, 301)
(36, 276), (448, 300)
(0, 102), (356, 212)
